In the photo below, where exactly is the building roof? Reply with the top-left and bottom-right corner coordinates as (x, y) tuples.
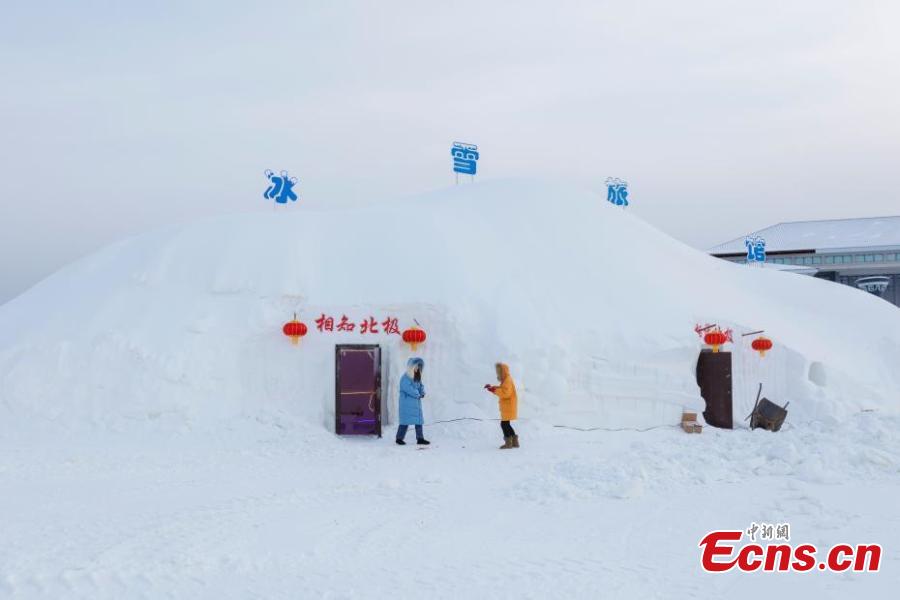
(708, 216), (900, 255)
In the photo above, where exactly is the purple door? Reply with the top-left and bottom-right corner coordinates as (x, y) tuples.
(335, 345), (382, 436)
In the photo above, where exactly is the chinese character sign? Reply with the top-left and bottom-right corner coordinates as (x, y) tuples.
(745, 522), (790, 542)
(451, 142), (479, 176)
(744, 236), (766, 263)
(314, 314), (403, 336)
(605, 178), (629, 207)
(264, 169), (299, 204)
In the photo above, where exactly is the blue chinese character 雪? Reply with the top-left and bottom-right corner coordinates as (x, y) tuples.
(452, 142), (479, 175)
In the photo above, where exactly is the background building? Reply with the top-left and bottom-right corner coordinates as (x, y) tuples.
(709, 216), (900, 308)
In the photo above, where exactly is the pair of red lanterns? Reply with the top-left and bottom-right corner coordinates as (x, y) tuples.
(703, 329), (773, 357)
(281, 315), (427, 350)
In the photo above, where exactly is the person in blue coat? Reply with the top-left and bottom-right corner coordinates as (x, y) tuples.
(396, 357), (430, 445)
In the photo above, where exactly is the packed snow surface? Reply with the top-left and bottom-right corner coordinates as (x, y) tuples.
(1, 416), (898, 598)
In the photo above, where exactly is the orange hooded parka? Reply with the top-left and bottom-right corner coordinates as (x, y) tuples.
(491, 363), (518, 421)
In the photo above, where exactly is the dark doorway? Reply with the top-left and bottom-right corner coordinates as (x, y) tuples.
(335, 345), (382, 436)
(696, 350), (733, 429)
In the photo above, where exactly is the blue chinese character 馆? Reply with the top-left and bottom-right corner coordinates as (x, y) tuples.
(745, 237), (766, 263)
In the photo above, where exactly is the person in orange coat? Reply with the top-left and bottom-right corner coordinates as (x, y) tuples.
(484, 362), (519, 449)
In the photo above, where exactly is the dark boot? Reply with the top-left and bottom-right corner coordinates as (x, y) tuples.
(417, 438), (430, 445)
(499, 437), (513, 449)
(395, 439), (406, 445)
(512, 435), (520, 448)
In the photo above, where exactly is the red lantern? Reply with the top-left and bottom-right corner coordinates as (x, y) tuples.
(283, 314), (308, 346)
(402, 325), (427, 351)
(704, 330), (727, 353)
(752, 336), (773, 357)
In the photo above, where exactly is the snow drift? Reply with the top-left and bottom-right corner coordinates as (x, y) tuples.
(1, 180), (899, 430)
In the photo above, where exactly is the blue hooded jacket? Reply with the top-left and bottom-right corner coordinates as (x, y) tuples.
(398, 357), (425, 425)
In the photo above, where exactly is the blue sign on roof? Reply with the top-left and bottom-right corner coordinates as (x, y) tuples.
(264, 170), (299, 204)
(605, 178), (629, 207)
(745, 236), (766, 263)
(451, 142), (479, 176)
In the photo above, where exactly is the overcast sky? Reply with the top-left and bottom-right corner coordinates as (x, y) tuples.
(2, 1), (899, 304)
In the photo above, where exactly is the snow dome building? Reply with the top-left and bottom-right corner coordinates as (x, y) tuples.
(709, 216), (900, 308)
(1, 182), (899, 434)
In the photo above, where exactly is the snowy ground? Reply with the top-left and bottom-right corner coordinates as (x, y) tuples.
(2, 414), (898, 599)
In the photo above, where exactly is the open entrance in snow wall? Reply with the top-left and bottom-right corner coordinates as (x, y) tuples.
(696, 350), (733, 429)
(335, 345), (383, 436)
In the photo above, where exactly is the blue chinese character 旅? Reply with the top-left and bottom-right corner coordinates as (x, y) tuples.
(605, 177), (629, 207)
(264, 169), (299, 204)
(451, 142), (479, 176)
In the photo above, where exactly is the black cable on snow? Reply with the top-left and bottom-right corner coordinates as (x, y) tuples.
(426, 417), (678, 433)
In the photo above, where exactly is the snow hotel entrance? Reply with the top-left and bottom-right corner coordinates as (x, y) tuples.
(334, 345), (383, 436)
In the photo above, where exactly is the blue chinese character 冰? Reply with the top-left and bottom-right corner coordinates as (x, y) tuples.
(264, 170), (299, 204)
